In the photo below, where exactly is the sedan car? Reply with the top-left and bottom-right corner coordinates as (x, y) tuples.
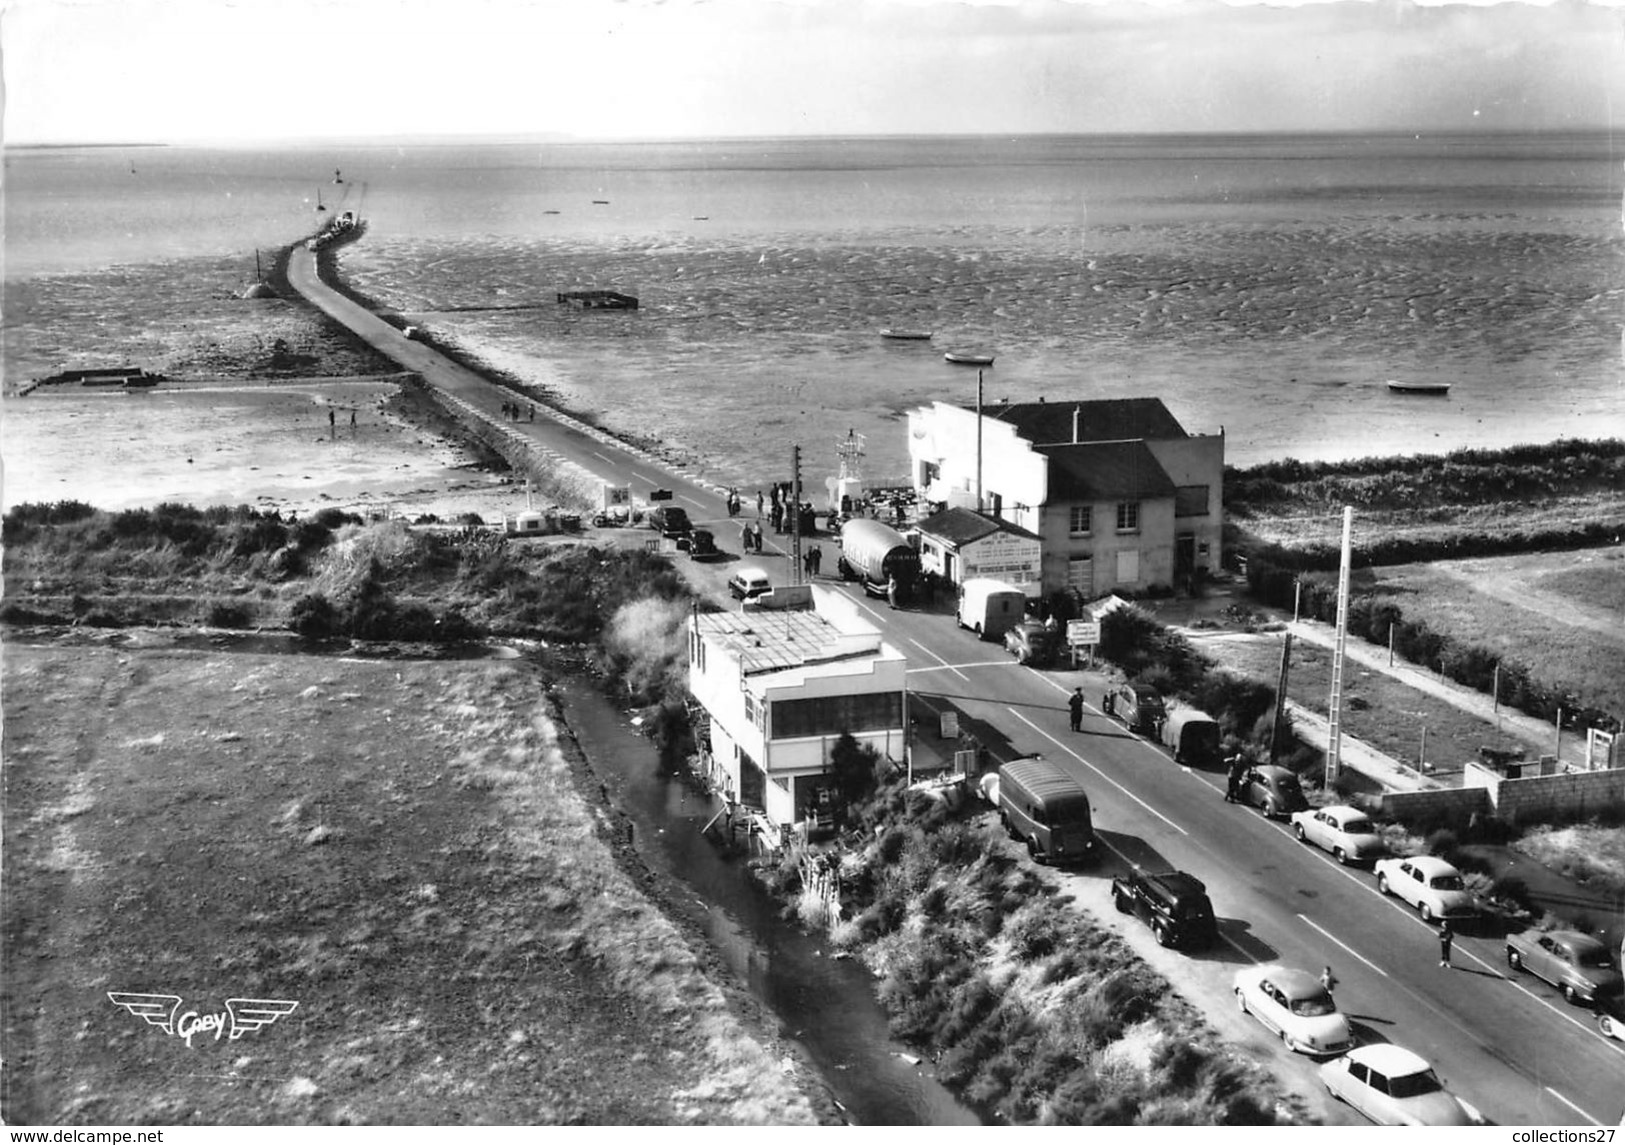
(1505, 929), (1623, 1005)
(1598, 991), (1625, 1041)
(1241, 764), (1309, 819)
(1320, 1044), (1483, 1126)
(1290, 805), (1386, 865)
(1233, 965), (1354, 1056)
(1003, 621), (1061, 667)
(1373, 855), (1476, 923)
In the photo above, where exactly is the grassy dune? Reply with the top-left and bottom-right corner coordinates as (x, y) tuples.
(1, 636), (818, 1125)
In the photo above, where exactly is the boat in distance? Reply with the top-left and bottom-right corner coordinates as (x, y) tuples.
(1387, 379), (1451, 395)
(880, 329), (933, 341)
(945, 351), (995, 366)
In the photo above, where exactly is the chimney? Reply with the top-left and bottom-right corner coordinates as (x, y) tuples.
(1073, 405), (1081, 443)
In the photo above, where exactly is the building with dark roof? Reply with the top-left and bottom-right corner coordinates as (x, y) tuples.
(905, 397), (1224, 597)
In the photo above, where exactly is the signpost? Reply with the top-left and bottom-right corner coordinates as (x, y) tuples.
(1066, 619), (1100, 668)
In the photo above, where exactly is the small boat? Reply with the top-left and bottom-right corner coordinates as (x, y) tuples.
(592, 199), (610, 205)
(1387, 379), (1451, 395)
(945, 351), (995, 366)
(881, 329), (933, 341)
(543, 209), (561, 215)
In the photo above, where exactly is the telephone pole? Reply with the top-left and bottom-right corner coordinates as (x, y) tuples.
(790, 444), (803, 585)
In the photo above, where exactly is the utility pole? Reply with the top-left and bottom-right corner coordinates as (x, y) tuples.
(975, 369), (984, 512)
(790, 444), (803, 586)
(1270, 630), (1293, 766)
(1326, 507), (1353, 787)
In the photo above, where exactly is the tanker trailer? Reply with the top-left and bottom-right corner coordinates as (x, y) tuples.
(836, 518), (921, 601)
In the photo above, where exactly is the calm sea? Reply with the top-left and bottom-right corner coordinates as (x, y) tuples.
(5, 133), (1621, 486)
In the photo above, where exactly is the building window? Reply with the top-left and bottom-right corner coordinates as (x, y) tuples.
(770, 692), (903, 740)
(1068, 505), (1092, 536)
(1067, 557), (1092, 595)
(1115, 549), (1140, 585)
(743, 693), (761, 729)
(1175, 484), (1210, 517)
(1115, 501), (1140, 532)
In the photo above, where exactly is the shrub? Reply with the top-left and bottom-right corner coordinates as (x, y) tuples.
(289, 592), (339, 638)
(205, 601), (253, 629)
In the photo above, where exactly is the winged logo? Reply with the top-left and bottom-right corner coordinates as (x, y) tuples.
(225, 997), (300, 1039)
(106, 992), (183, 1035)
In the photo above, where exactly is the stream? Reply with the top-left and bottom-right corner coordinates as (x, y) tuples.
(552, 678), (982, 1126)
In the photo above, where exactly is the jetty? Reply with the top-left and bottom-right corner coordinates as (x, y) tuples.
(556, 290), (638, 310)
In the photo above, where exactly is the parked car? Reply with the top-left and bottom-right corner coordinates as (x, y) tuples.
(648, 505), (691, 537)
(1160, 707), (1223, 768)
(727, 567), (773, 601)
(1290, 804), (1386, 865)
(1110, 868), (1217, 951)
(1233, 965), (1355, 1056)
(684, 528), (718, 560)
(1003, 620), (1061, 667)
(1373, 855), (1477, 923)
(1505, 929), (1623, 1005)
(1106, 683), (1166, 736)
(1240, 764), (1309, 819)
(1320, 1044), (1483, 1126)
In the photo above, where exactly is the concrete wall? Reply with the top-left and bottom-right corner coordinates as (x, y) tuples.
(1382, 762), (1625, 826)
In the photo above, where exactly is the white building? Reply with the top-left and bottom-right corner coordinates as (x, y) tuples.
(687, 586), (909, 829)
(907, 397), (1224, 598)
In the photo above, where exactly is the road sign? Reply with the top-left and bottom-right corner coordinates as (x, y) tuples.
(1067, 620), (1100, 646)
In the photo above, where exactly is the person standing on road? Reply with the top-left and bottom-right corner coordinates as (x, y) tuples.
(1068, 687), (1084, 732)
(1437, 921), (1454, 968)
(1320, 965), (1338, 994)
(1225, 753), (1247, 803)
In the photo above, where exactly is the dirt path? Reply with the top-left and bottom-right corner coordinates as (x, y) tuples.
(1430, 553), (1625, 647)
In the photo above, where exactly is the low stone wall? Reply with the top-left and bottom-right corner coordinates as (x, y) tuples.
(1383, 760), (1625, 827)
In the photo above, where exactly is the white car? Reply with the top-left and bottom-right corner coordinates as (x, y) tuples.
(1233, 965), (1354, 1056)
(1290, 805), (1386, 866)
(1373, 855), (1476, 923)
(1320, 1044), (1483, 1126)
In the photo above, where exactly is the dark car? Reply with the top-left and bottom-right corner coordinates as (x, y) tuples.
(1110, 868), (1218, 950)
(685, 528), (718, 560)
(1003, 621), (1061, 667)
(1241, 764), (1309, 819)
(1106, 683), (1167, 736)
(649, 506), (692, 537)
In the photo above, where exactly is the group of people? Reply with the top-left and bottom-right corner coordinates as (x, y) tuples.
(801, 545), (823, 578)
(499, 400), (534, 422)
(739, 520), (765, 553)
(725, 488), (743, 517)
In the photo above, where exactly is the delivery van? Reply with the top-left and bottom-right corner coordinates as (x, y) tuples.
(997, 756), (1094, 866)
(1160, 708), (1223, 768)
(957, 578), (1027, 640)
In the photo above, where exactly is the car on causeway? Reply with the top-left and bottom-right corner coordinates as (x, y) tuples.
(1320, 1044), (1483, 1126)
(1290, 804), (1386, 865)
(1239, 764), (1309, 819)
(1233, 965), (1354, 1056)
(1372, 854), (1476, 923)
(1504, 929), (1623, 1006)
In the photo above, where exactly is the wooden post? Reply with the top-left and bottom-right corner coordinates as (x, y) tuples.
(1419, 724), (1427, 771)
(1492, 662), (1501, 727)
(1555, 706), (1563, 759)
(1388, 623), (1395, 667)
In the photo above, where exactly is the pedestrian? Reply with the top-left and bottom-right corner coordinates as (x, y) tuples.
(803, 550), (814, 578)
(1068, 687), (1084, 732)
(528, 403), (535, 422)
(1320, 965), (1338, 994)
(1438, 921), (1453, 968)
(886, 575), (899, 610)
(810, 545), (822, 575)
(1225, 753), (1247, 803)
(741, 523), (752, 554)
(328, 408), (336, 429)
(757, 490), (765, 516)
(751, 521), (762, 552)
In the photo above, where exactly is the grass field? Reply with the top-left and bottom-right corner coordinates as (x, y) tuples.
(1189, 631), (1544, 776)
(1, 633), (818, 1126)
(1352, 546), (1625, 720)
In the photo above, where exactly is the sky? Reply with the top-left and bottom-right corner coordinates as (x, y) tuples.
(2, 0), (1623, 144)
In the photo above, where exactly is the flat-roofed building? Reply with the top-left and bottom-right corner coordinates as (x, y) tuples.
(906, 397), (1223, 598)
(687, 586), (909, 829)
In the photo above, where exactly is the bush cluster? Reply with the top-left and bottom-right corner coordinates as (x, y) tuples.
(826, 763), (1282, 1124)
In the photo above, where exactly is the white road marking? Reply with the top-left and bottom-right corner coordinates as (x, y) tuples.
(1296, 914), (1389, 977)
(1543, 1086), (1603, 1127)
(906, 639), (967, 682)
(1010, 710), (1187, 836)
(680, 494), (706, 509)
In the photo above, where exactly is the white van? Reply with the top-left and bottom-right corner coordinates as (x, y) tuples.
(727, 567), (773, 601)
(956, 578), (1027, 640)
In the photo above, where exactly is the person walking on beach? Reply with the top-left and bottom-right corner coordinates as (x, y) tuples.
(528, 403), (535, 422)
(1437, 921), (1453, 968)
(1068, 687), (1085, 733)
(349, 409), (356, 430)
(328, 407), (336, 435)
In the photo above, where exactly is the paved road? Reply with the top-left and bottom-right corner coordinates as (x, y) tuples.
(291, 241), (1625, 1127)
